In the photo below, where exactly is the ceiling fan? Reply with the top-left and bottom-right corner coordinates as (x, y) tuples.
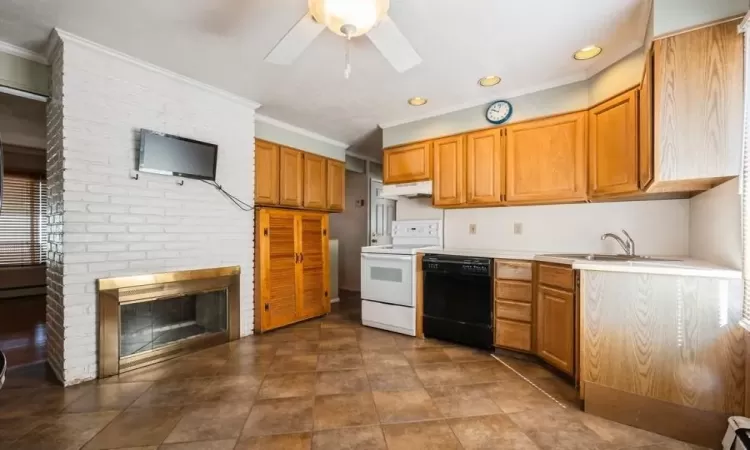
(265, 0), (421, 78)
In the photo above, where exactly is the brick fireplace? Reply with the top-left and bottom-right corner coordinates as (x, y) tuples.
(97, 266), (240, 378)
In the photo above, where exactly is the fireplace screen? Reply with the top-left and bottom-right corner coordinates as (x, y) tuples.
(120, 290), (227, 358)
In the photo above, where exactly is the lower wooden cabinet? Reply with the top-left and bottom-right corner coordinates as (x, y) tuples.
(495, 319), (531, 351)
(536, 265), (576, 376)
(493, 259), (533, 352)
(255, 207), (330, 332)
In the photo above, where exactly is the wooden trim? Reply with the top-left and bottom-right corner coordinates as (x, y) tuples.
(383, 108), (589, 151)
(583, 382), (730, 449)
(416, 253), (424, 338)
(652, 14), (744, 41)
(254, 209), (262, 333)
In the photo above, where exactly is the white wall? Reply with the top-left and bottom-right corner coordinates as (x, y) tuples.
(653, 0), (748, 37)
(689, 178), (741, 268)
(328, 171), (368, 292)
(255, 115), (346, 161)
(588, 48), (644, 106)
(0, 91), (46, 148)
(396, 197), (444, 221)
(46, 31), (258, 385)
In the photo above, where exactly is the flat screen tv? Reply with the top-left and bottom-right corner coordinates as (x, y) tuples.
(138, 129), (218, 181)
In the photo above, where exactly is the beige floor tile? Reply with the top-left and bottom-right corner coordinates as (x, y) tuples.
(235, 432), (312, 450)
(63, 382), (153, 413)
(426, 384), (502, 418)
(242, 397), (314, 437)
(197, 375), (261, 403)
(10, 411), (118, 450)
(449, 414), (540, 449)
(163, 402), (250, 443)
(443, 346), (495, 362)
(274, 340), (320, 355)
(83, 406), (183, 449)
(312, 425), (386, 450)
(372, 389), (442, 424)
(382, 420), (461, 450)
(159, 440), (237, 450)
(317, 336), (360, 353)
(402, 348), (452, 365)
(361, 350), (411, 371)
(313, 393), (379, 430)
(413, 362), (468, 386)
(129, 379), (207, 408)
(258, 372), (317, 399)
(366, 367), (422, 392)
(315, 369), (370, 395)
(268, 354), (319, 373)
(458, 361), (516, 383)
(316, 352), (363, 371)
(485, 380), (561, 414)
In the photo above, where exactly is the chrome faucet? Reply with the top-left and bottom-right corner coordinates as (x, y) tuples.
(601, 229), (635, 256)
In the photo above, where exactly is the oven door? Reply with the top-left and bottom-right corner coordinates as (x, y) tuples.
(361, 253), (414, 307)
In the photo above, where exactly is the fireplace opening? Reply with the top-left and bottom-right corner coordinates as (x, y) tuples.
(120, 290), (228, 358)
(98, 266), (240, 378)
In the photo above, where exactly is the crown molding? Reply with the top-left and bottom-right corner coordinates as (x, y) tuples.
(49, 29), (261, 110)
(0, 40), (47, 64)
(740, 10), (750, 32)
(378, 72), (589, 129)
(255, 114), (349, 149)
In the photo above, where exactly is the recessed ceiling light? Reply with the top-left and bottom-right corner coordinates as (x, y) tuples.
(479, 75), (502, 87)
(573, 45), (602, 60)
(408, 97), (428, 106)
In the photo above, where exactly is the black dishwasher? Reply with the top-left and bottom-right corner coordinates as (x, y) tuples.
(422, 254), (493, 349)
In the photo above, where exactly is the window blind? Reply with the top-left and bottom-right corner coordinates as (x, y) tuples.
(740, 13), (750, 329)
(0, 173), (48, 266)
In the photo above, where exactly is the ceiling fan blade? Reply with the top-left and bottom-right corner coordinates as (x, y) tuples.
(265, 13), (325, 65)
(367, 16), (422, 73)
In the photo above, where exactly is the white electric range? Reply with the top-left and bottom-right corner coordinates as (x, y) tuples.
(360, 219), (443, 336)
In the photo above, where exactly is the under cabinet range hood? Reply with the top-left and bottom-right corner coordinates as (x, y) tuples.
(380, 181), (432, 198)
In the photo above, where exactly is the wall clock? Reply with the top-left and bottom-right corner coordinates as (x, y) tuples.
(486, 100), (513, 125)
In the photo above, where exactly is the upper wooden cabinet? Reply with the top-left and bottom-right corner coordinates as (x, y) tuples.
(639, 49), (654, 191)
(303, 153), (326, 209)
(432, 135), (466, 206)
(254, 140), (279, 205)
(255, 139), (345, 212)
(466, 129), (504, 205)
(326, 159), (345, 212)
(646, 19), (743, 192)
(279, 146), (304, 207)
(505, 112), (587, 205)
(588, 88), (639, 198)
(383, 141), (432, 184)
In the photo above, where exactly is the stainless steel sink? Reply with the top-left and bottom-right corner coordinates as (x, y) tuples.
(542, 253), (681, 262)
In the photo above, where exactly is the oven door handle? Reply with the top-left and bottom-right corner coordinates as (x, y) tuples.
(361, 253), (413, 262)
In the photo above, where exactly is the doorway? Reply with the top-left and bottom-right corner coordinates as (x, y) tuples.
(368, 178), (395, 246)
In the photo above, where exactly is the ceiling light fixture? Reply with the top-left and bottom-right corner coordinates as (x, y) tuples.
(573, 45), (602, 60)
(408, 97), (428, 106)
(478, 75), (502, 87)
(309, 0), (390, 78)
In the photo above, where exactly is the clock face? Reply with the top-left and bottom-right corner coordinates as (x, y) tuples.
(486, 100), (512, 124)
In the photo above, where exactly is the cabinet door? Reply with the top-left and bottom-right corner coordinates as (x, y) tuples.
(303, 153), (326, 209)
(432, 135), (465, 206)
(466, 129), (504, 205)
(296, 212), (330, 319)
(536, 285), (575, 375)
(279, 146), (304, 207)
(588, 89), (639, 198)
(639, 50), (654, 190)
(326, 159), (345, 211)
(257, 208), (298, 331)
(506, 112), (587, 204)
(383, 142), (432, 184)
(254, 140), (279, 205)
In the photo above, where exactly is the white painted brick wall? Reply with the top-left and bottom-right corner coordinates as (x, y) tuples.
(47, 32), (258, 385)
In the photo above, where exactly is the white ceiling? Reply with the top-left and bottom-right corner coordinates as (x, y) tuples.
(0, 0), (649, 145)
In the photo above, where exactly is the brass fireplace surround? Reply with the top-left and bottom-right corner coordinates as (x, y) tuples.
(98, 266), (241, 378)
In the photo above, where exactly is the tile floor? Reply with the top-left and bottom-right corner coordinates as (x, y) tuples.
(0, 296), (709, 450)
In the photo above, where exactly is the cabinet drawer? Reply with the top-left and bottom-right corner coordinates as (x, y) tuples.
(495, 319), (531, 351)
(494, 280), (532, 302)
(538, 263), (574, 291)
(495, 300), (531, 322)
(494, 260), (532, 281)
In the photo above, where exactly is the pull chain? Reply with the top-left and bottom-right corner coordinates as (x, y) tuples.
(341, 24), (356, 79)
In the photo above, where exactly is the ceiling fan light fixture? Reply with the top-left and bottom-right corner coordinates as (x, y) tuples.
(408, 97), (428, 106)
(309, 0), (390, 37)
(479, 75), (501, 87)
(573, 45), (602, 60)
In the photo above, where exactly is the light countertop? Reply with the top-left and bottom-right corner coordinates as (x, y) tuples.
(420, 248), (740, 279)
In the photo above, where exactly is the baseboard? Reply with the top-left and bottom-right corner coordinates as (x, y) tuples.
(583, 382), (729, 450)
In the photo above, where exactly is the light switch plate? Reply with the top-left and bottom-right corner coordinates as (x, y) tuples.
(469, 224), (477, 235)
(513, 222), (523, 235)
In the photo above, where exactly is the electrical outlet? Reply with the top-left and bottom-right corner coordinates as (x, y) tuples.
(469, 224), (477, 235)
(513, 222), (523, 235)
